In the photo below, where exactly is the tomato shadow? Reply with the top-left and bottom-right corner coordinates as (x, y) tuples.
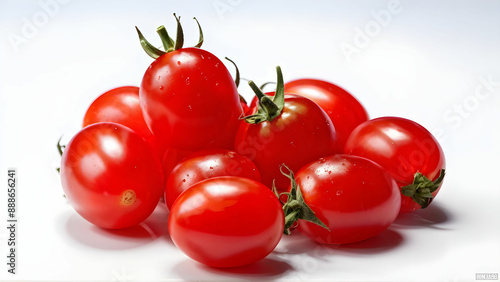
(64, 203), (171, 250)
(392, 202), (453, 230)
(276, 228), (404, 257)
(172, 256), (293, 281)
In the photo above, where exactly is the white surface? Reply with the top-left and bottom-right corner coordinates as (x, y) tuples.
(1, 0), (500, 281)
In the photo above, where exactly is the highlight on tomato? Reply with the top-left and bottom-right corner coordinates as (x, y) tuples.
(168, 177), (284, 268)
(344, 117), (446, 213)
(279, 155), (401, 244)
(136, 14), (241, 152)
(164, 149), (261, 210)
(60, 122), (164, 229)
(235, 67), (337, 193)
(249, 79), (369, 151)
(82, 86), (160, 156)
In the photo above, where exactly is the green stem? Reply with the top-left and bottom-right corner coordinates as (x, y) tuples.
(156, 25), (175, 52)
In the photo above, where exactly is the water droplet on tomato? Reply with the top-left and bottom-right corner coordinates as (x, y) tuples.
(209, 166), (214, 169)
(177, 61), (181, 65)
(188, 105), (192, 111)
(225, 152), (235, 158)
(159, 85), (164, 90)
(336, 189), (343, 196)
(158, 75), (161, 80)
(182, 179), (186, 183)
(200, 54), (204, 59)
(318, 158), (326, 164)
(186, 77), (190, 85)
(328, 171), (332, 175)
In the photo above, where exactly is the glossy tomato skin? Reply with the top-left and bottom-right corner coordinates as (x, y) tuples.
(235, 94), (337, 193)
(249, 79), (368, 151)
(140, 47), (241, 152)
(165, 149), (261, 210)
(60, 122), (164, 229)
(82, 86), (159, 156)
(284, 79), (368, 151)
(295, 155), (401, 244)
(344, 117), (445, 213)
(168, 177), (284, 268)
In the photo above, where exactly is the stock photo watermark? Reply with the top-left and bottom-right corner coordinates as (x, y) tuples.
(213, 0), (244, 20)
(476, 273), (499, 280)
(433, 75), (500, 143)
(7, 0), (71, 53)
(340, 0), (403, 63)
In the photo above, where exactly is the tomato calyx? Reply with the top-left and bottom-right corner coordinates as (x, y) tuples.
(243, 66), (285, 124)
(274, 164), (329, 235)
(225, 57), (249, 107)
(401, 169), (446, 209)
(56, 136), (66, 173)
(135, 13), (204, 59)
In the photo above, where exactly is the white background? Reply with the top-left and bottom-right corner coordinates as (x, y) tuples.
(1, 0), (500, 281)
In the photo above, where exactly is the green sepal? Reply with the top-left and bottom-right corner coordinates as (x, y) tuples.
(136, 14), (205, 59)
(193, 17), (204, 48)
(401, 169), (446, 209)
(135, 26), (166, 59)
(173, 13), (184, 50)
(274, 164), (330, 235)
(225, 57), (240, 87)
(56, 136), (66, 174)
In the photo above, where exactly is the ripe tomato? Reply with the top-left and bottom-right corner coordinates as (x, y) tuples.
(60, 122), (163, 229)
(82, 86), (159, 156)
(249, 79), (368, 151)
(137, 18), (241, 151)
(168, 177), (284, 268)
(293, 155), (401, 244)
(284, 79), (368, 151)
(165, 149), (261, 210)
(235, 67), (337, 193)
(344, 117), (446, 213)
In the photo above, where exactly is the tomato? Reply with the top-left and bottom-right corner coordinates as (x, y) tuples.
(168, 177), (284, 268)
(60, 122), (164, 229)
(82, 86), (160, 156)
(284, 79), (368, 151)
(292, 155), (401, 244)
(165, 149), (261, 210)
(249, 79), (368, 151)
(235, 67), (337, 193)
(344, 117), (446, 213)
(137, 18), (241, 151)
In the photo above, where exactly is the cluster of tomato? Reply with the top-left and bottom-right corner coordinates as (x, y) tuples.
(59, 15), (445, 268)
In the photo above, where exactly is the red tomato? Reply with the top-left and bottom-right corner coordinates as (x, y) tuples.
(284, 79), (368, 150)
(294, 155), (401, 244)
(344, 117), (446, 213)
(250, 79), (368, 150)
(161, 147), (195, 183)
(82, 86), (159, 155)
(168, 177), (284, 268)
(235, 68), (337, 193)
(165, 149), (261, 210)
(139, 47), (241, 151)
(60, 122), (163, 229)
